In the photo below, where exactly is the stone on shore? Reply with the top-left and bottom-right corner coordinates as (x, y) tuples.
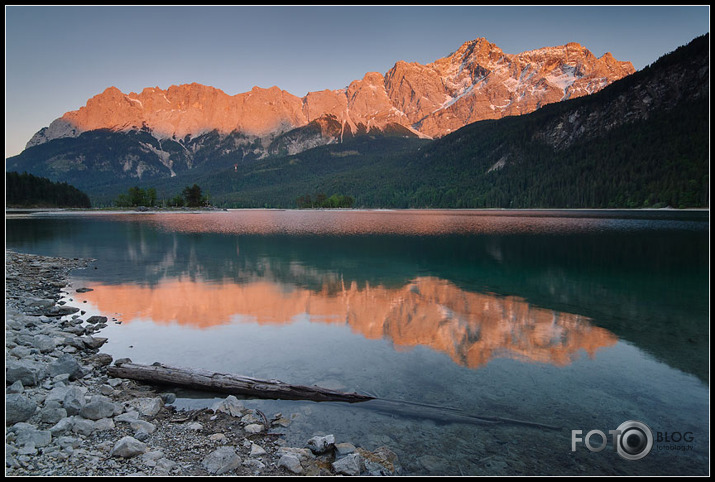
(72, 417), (97, 436)
(244, 423), (263, 434)
(12, 423), (52, 448)
(40, 401), (68, 425)
(278, 453), (304, 474)
(307, 434), (335, 454)
(48, 353), (84, 380)
(80, 395), (117, 420)
(81, 335), (108, 349)
(332, 453), (363, 476)
(7, 379), (25, 394)
(62, 386), (86, 415)
(111, 436), (148, 458)
(335, 442), (357, 456)
(211, 395), (245, 417)
(6, 393), (38, 424)
(6, 359), (45, 386)
(129, 397), (163, 418)
(34, 334), (57, 353)
(49, 417), (75, 435)
(250, 443), (267, 457)
(202, 446), (241, 475)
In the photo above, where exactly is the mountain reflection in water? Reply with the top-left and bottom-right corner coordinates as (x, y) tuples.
(74, 276), (616, 370)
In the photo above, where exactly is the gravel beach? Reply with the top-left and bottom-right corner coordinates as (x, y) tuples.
(5, 249), (401, 476)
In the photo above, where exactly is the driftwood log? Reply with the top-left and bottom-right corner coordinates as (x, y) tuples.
(106, 361), (374, 403)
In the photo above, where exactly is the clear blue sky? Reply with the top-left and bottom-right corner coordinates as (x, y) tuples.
(5, 5), (709, 158)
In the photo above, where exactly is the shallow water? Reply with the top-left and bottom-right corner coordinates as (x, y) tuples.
(6, 209), (709, 475)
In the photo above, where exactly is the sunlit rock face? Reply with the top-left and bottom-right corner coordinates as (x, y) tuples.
(31, 84), (308, 143)
(26, 38), (633, 150)
(411, 39), (635, 137)
(74, 276), (616, 370)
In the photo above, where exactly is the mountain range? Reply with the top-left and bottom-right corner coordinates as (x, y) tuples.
(6, 35), (708, 209)
(9, 38), (633, 188)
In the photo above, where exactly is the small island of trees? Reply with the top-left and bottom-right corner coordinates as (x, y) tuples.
(296, 193), (354, 209)
(114, 183), (209, 208)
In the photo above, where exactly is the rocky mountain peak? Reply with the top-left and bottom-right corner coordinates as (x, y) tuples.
(24, 37), (635, 152)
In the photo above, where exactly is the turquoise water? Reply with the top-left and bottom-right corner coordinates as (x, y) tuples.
(6, 209), (709, 475)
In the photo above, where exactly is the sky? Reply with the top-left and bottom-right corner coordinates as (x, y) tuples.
(4, 5), (710, 158)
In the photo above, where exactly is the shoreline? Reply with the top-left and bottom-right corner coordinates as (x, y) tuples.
(5, 249), (400, 476)
(6, 206), (710, 213)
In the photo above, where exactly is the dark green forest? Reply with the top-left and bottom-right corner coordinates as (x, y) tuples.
(6, 171), (91, 208)
(155, 96), (707, 210)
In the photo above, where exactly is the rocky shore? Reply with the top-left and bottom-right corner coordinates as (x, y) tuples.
(5, 249), (401, 476)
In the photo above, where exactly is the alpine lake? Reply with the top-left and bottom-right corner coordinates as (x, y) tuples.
(6, 208), (709, 476)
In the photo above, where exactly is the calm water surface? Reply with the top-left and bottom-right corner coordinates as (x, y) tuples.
(6, 209), (709, 475)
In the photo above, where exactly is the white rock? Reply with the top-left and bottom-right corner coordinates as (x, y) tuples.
(307, 434), (335, 454)
(110, 436), (148, 458)
(244, 423), (263, 434)
(211, 395), (245, 417)
(129, 397), (163, 418)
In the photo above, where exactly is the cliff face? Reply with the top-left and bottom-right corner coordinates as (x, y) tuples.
(25, 37), (634, 152)
(531, 38), (709, 150)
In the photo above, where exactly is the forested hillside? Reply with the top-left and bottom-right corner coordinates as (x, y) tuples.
(6, 171), (92, 208)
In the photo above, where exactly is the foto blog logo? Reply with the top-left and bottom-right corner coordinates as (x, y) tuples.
(571, 420), (653, 461)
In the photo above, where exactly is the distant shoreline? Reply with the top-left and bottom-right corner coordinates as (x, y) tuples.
(6, 206), (710, 214)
